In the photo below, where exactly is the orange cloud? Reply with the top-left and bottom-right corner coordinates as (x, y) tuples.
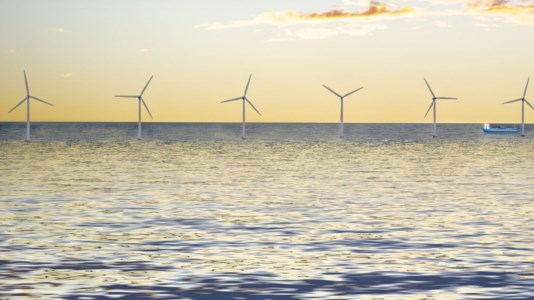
(469, 0), (534, 14)
(484, 4), (534, 14)
(199, 2), (416, 32)
(289, 2), (414, 20)
(469, 0), (509, 8)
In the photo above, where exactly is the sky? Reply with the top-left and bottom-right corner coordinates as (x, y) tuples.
(0, 0), (533, 123)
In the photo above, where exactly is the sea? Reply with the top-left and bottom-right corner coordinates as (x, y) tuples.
(0, 123), (533, 299)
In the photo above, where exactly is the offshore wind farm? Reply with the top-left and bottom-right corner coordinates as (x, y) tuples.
(4, 70), (532, 140)
(1, 1), (533, 299)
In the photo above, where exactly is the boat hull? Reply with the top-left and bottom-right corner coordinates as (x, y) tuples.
(482, 128), (518, 133)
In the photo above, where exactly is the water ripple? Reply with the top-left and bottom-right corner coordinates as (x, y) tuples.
(1, 123), (533, 298)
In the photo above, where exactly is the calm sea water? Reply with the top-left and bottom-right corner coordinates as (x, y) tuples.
(1, 123), (533, 299)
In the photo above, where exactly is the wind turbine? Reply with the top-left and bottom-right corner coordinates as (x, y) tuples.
(221, 74), (261, 139)
(322, 84), (363, 138)
(503, 78), (533, 137)
(115, 75), (154, 140)
(423, 78), (457, 138)
(8, 71), (54, 141)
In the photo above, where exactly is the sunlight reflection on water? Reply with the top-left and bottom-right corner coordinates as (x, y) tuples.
(0, 123), (533, 299)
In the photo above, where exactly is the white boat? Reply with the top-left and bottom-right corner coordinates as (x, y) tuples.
(482, 123), (518, 133)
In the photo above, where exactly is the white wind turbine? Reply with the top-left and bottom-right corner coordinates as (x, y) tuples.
(115, 75), (154, 140)
(221, 74), (261, 139)
(8, 71), (54, 141)
(423, 78), (458, 138)
(503, 78), (533, 137)
(322, 84), (363, 138)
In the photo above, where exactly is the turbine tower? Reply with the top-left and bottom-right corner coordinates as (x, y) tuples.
(322, 84), (363, 138)
(221, 74), (261, 139)
(115, 75), (154, 140)
(423, 78), (457, 138)
(8, 71), (54, 141)
(503, 78), (533, 137)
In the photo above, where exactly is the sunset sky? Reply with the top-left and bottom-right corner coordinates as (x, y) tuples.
(0, 0), (533, 123)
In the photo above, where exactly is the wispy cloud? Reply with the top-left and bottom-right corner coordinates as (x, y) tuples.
(199, 0), (533, 40)
(468, 0), (534, 25)
(469, 0), (534, 13)
(199, 1), (413, 40)
(268, 23), (388, 41)
(419, 0), (534, 25)
(199, 2), (413, 30)
(285, 3), (414, 20)
(54, 27), (66, 33)
(60, 73), (73, 78)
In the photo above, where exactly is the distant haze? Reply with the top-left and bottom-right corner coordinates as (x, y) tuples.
(1, 0), (533, 123)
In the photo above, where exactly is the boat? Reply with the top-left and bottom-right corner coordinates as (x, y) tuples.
(482, 123), (519, 133)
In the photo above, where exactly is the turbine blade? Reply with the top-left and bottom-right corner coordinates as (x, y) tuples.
(322, 84), (342, 98)
(343, 87), (364, 98)
(8, 97), (28, 113)
(502, 98), (522, 104)
(30, 96), (54, 106)
(140, 75), (154, 97)
(525, 99), (534, 110)
(424, 101), (435, 118)
(24, 70), (30, 95)
(115, 95), (139, 98)
(523, 78), (530, 99)
(245, 98), (261, 116)
(141, 98), (153, 119)
(435, 97), (457, 100)
(221, 97), (242, 103)
(424, 78), (436, 98)
(244, 74), (252, 97)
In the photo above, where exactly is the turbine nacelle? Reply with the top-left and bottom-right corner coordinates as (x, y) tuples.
(322, 84), (363, 101)
(221, 74), (262, 116)
(115, 75), (154, 119)
(502, 78), (533, 110)
(8, 71), (55, 114)
(423, 78), (458, 119)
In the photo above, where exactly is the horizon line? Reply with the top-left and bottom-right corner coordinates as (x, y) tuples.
(0, 121), (531, 125)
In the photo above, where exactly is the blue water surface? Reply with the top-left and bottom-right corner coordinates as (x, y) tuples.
(0, 123), (533, 299)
